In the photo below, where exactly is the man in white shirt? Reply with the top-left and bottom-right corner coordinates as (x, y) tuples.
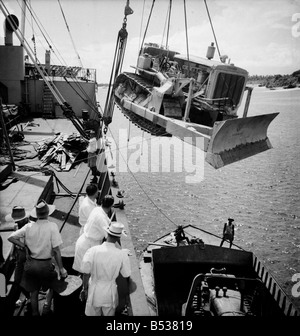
(72, 195), (114, 273)
(86, 130), (103, 183)
(5, 206), (38, 314)
(78, 184), (99, 235)
(80, 222), (132, 316)
(8, 200), (68, 316)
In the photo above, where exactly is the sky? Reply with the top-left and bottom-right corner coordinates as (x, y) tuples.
(1, 0), (299, 83)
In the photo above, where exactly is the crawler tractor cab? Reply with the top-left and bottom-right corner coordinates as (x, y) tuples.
(173, 54), (249, 121)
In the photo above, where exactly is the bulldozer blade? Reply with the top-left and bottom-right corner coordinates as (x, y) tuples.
(205, 113), (279, 169)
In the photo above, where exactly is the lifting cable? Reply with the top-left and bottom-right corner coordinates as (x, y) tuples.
(204, 0), (221, 59)
(165, 0), (172, 49)
(63, 76), (101, 117)
(138, 0), (155, 57)
(107, 125), (179, 230)
(27, 0), (37, 62)
(1, 2), (89, 139)
(1, 2), (63, 103)
(183, 0), (190, 77)
(19, 0), (98, 117)
(137, 0), (146, 60)
(57, 0), (84, 68)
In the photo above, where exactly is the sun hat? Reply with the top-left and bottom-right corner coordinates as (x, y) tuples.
(30, 200), (56, 219)
(5, 206), (29, 222)
(105, 222), (125, 237)
(228, 218), (234, 222)
(116, 190), (124, 198)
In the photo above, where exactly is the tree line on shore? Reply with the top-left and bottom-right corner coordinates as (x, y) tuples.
(248, 70), (300, 88)
(97, 70), (300, 89)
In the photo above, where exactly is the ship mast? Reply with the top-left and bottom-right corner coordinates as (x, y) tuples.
(20, 0), (26, 46)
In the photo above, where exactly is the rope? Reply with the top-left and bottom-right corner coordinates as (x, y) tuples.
(17, 0), (98, 117)
(27, 0), (37, 62)
(59, 167), (90, 233)
(57, 0), (83, 68)
(138, 0), (155, 57)
(62, 76), (100, 117)
(137, 0), (146, 66)
(166, 0), (172, 48)
(204, 0), (221, 58)
(183, 0), (190, 77)
(107, 125), (179, 229)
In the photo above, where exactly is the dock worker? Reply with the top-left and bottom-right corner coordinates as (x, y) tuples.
(220, 218), (235, 248)
(7, 200), (68, 316)
(72, 195), (114, 274)
(79, 222), (133, 316)
(78, 183), (99, 236)
(86, 130), (101, 183)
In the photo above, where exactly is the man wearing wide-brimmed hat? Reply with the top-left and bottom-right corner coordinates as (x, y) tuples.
(220, 217), (235, 248)
(5, 206), (37, 314)
(79, 222), (134, 316)
(8, 200), (68, 316)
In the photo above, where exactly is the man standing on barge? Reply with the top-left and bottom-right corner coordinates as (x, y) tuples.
(220, 218), (235, 248)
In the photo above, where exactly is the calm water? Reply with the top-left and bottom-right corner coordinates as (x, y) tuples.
(98, 86), (300, 307)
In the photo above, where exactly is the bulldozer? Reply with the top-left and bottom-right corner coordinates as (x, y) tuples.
(112, 42), (278, 169)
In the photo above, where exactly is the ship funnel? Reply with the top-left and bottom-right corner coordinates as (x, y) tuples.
(4, 14), (19, 46)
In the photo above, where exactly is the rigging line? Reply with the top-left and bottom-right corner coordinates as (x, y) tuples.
(20, 0), (90, 102)
(160, 2), (169, 47)
(106, 125), (179, 229)
(103, 31), (127, 124)
(17, 0), (60, 63)
(104, 35), (120, 115)
(57, 0), (83, 68)
(166, 0), (172, 48)
(0, 2), (65, 104)
(183, 0), (190, 78)
(27, 0), (37, 62)
(59, 167), (90, 233)
(119, 37), (127, 72)
(63, 76), (99, 115)
(136, 0), (146, 74)
(138, 0), (155, 57)
(204, 0), (221, 58)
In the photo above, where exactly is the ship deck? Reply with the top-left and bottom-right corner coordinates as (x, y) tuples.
(0, 117), (150, 316)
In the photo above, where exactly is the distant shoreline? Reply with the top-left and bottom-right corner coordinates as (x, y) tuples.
(98, 82), (300, 91)
(249, 84), (300, 91)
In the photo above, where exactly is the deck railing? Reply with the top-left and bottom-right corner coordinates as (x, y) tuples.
(252, 254), (299, 316)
